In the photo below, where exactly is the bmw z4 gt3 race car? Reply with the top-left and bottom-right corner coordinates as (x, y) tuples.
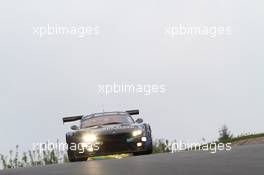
(62, 110), (153, 162)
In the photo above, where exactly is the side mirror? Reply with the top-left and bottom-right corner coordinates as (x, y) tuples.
(135, 118), (143, 124)
(70, 125), (79, 130)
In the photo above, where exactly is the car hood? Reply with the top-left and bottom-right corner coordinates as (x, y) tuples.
(76, 123), (142, 135)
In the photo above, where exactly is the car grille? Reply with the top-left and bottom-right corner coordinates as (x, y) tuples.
(98, 133), (133, 153)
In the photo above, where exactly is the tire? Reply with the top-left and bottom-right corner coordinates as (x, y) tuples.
(144, 144), (153, 154)
(76, 157), (88, 162)
(133, 143), (153, 156)
(67, 146), (88, 162)
(67, 149), (77, 162)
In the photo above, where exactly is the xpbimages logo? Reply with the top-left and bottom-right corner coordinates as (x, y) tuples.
(32, 24), (100, 38)
(98, 82), (166, 96)
(167, 141), (232, 154)
(164, 24), (232, 38)
(32, 141), (99, 154)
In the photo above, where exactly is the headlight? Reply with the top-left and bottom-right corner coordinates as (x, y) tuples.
(132, 130), (143, 137)
(82, 134), (97, 142)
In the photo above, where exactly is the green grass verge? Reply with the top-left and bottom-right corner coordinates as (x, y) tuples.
(221, 133), (264, 144)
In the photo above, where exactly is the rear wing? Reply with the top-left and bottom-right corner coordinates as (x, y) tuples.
(62, 110), (139, 124)
(126, 110), (139, 115)
(62, 115), (83, 124)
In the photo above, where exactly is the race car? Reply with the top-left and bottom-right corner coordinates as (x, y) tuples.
(62, 110), (153, 162)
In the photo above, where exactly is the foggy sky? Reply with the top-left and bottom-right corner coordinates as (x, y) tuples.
(0, 0), (263, 154)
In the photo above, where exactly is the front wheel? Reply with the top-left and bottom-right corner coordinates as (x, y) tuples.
(133, 144), (153, 156)
(67, 148), (88, 162)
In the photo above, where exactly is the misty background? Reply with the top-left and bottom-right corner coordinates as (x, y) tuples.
(0, 0), (263, 155)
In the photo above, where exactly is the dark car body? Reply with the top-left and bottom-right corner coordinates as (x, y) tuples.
(63, 110), (152, 162)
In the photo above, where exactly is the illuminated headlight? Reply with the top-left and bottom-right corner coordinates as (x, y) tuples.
(82, 134), (97, 142)
(87, 147), (94, 152)
(141, 137), (147, 142)
(137, 142), (143, 147)
(132, 130), (143, 137)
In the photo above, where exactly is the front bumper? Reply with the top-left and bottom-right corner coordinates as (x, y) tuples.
(75, 133), (149, 158)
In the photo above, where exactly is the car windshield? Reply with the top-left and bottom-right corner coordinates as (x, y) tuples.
(81, 114), (134, 128)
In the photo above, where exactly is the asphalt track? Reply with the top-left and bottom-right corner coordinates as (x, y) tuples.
(1, 144), (263, 175)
